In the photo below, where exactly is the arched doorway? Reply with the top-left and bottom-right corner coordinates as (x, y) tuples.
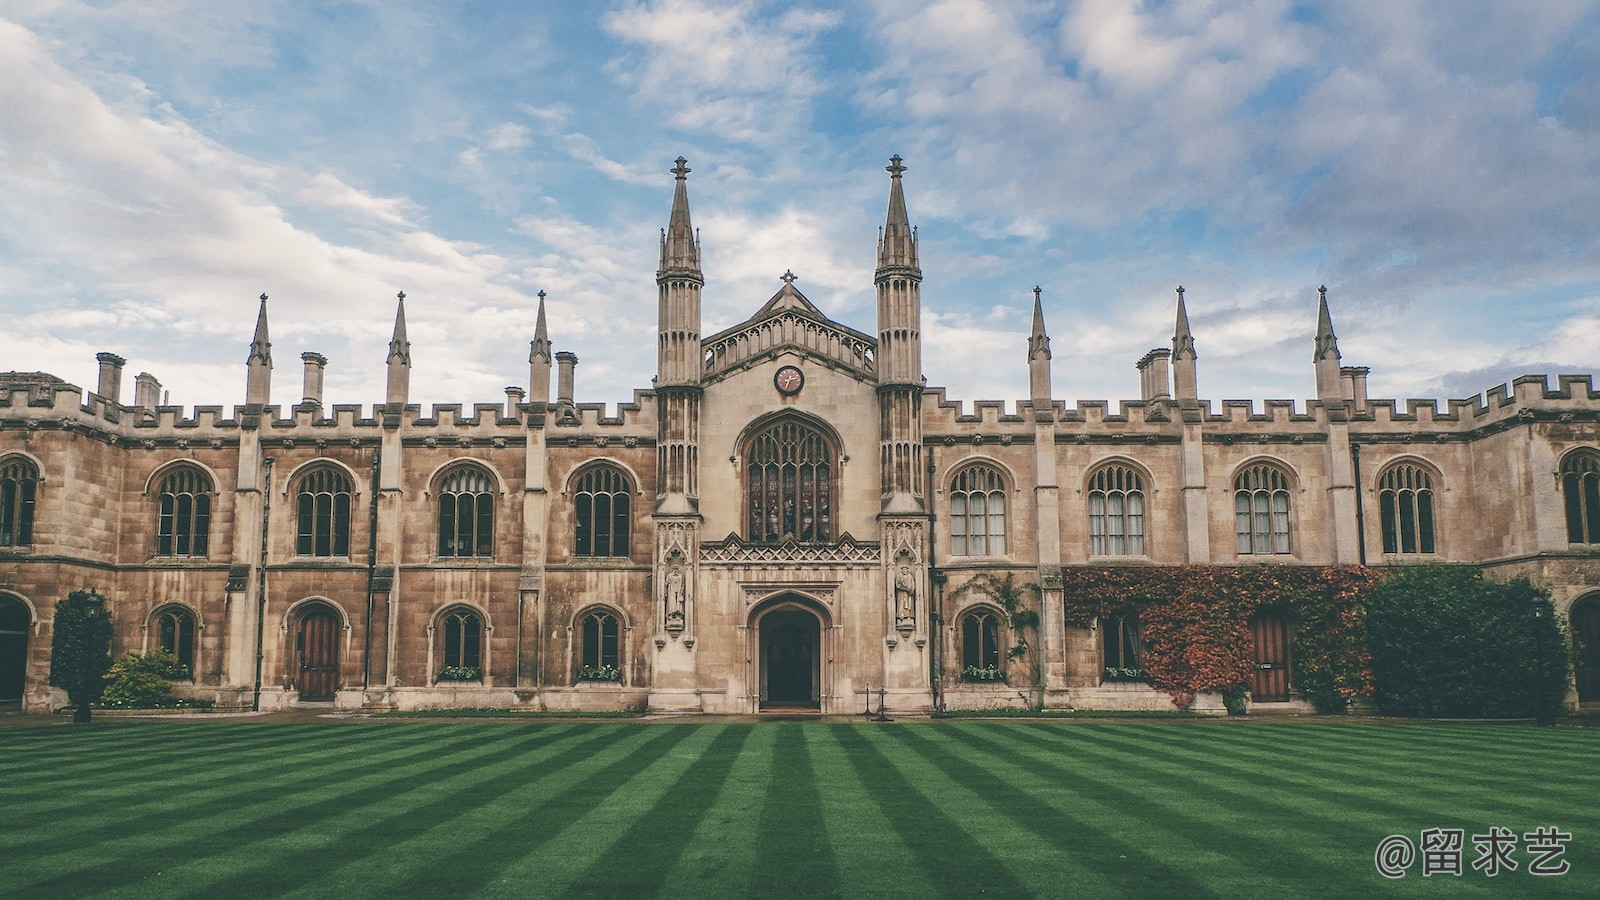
(0, 595), (30, 706)
(294, 604), (341, 701)
(759, 607), (822, 709)
(1249, 609), (1292, 702)
(1574, 597), (1600, 704)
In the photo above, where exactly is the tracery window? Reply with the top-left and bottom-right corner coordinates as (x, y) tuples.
(579, 609), (621, 677)
(438, 466), (494, 558)
(1088, 463), (1145, 556)
(154, 607), (196, 675)
(156, 467), (212, 557)
(745, 420), (832, 544)
(1563, 451), (1600, 544)
(1379, 462), (1436, 554)
(960, 609), (1001, 674)
(574, 466), (631, 558)
(295, 467), (352, 558)
(950, 465), (1006, 556)
(438, 608), (483, 676)
(1234, 463), (1292, 555)
(1101, 610), (1143, 679)
(0, 457), (38, 547)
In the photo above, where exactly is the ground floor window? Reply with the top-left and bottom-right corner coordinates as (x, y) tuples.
(579, 610), (620, 681)
(437, 609), (483, 681)
(960, 609), (1001, 679)
(154, 607), (196, 676)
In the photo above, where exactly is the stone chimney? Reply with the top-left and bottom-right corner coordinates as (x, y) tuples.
(505, 386), (524, 419)
(1343, 366), (1370, 413)
(556, 351), (578, 422)
(1136, 349), (1171, 402)
(95, 352), (125, 405)
(301, 352), (327, 409)
(133, 373), (161, 418)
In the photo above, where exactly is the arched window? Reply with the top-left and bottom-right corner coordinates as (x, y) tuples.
(0, 457), (38, 547)
(1379, 462), (1436, 554)
(1088, 463), (1146, 556)
(960, 609), (1001, 676)
(1562, 451), (1600, 544)
(154, 607), (195, 676)
(295, 467), (352, 558)
(950, 465), (1006, 556)
(1234, 463), (1292, 555)
(438, 608), (483, 679)
(745, 419), (833, 544)
(578, 609), (621, 680)
(156, 467), (213, 557)
(438, 466), (494, 558)
(574, 466), (631, 558)
(1101, 610), (1143, 680)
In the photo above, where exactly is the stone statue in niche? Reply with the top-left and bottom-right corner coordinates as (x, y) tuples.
(664, 558), (686, 629)
(894, 561), (917, 628)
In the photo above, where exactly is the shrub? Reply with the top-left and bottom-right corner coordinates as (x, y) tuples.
(1366, 566), (1569, 719)
(578, 665), (622, 682)
(48, 590), (114, 723)
(100, 649), (184, 709)
(436, 665), (481, 682)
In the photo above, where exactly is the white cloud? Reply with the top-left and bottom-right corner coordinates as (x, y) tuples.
(486, 122), (532, 152)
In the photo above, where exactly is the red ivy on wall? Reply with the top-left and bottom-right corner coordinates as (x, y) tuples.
(1059, 566), (1383, 710)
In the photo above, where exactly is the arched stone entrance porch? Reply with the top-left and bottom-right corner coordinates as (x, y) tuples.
(747, 594), (834, 713)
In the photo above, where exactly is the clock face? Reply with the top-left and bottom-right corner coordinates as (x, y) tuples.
(774, 365), (804, 395)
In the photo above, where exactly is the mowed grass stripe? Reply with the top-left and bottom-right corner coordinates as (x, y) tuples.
(502, 724), (747, 897)
(173, 723), (644, 898)
(890, 724), (1223, 898)
(803, 725), (941, 896)
(12, 724), (595, 897)
(1121, 722), (1588, 818)
(569, 724), (761, 897)
(748, 723), (843, 897)
(0, 722), (457, 830)
(1, 723), (503, 859)
(830, 725), (1032, 897)
(308, 725), (704, 899)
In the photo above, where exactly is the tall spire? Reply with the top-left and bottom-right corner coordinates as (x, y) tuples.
(1313, 285), (1344, 403)
(386, 290), (411, 408)
(529, 289), (551, 407)
(1028, 286), (1053, 415)
(876, 154), (919, 273)
(1028, 285), (1051, 361)
(1172, 286), (1198, 402)
(245, 292), (272, 406)
(658, 156), (701, 278)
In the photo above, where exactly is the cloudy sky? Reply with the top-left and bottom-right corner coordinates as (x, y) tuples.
(3, 1), (1598, 416)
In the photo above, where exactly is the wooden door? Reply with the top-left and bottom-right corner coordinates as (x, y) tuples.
(1250, 611), (1291, 702)
(296, 609), (339, 700)
(1575, 601), (1600, 703)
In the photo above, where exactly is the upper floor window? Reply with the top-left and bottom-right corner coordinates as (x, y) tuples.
(746, 419), (833, 544)
(950, 465), (1006, 556)
(154, 606), (196, 676)
(574, 466), (631, 558)
(1234, 463), (1292, 555)
(1563, 451), (1600, 544)
(438, 466), (494, 558)
(156, 467), (212, 557)
(1378, 462), (1436, 554)
(295, 467), (352, 558)
(1088, 463), (1145, 556)
(0, 457), (38, 547)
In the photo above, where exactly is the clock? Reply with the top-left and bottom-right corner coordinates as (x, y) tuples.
(774, 365), (804, 395)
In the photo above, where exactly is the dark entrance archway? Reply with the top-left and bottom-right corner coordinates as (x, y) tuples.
(294, 605), (341, 701)
(0, 595), (29, 705)
(1249, 609), (1292, 702)
(1574, 597), (1600, 704)
(760, 607), (821, 709)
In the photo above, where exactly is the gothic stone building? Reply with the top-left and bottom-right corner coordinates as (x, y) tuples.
(3, 157), (1600, 715)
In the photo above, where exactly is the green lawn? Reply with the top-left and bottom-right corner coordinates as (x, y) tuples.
(1, 718), (1596, 897)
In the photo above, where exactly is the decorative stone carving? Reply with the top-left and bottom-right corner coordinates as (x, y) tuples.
(700, 534), (879, 566)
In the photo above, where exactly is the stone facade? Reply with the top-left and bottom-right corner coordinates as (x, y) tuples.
(3, 159), (1600, 715)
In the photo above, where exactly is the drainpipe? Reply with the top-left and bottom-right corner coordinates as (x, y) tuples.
(926, 444), (942, 713)
(1351, 442), (1366, 565)
(252, 456), (274, 711)
(362, 446), (381, 689)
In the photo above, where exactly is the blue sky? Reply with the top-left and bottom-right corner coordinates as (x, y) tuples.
(3, 1), (1598, 415)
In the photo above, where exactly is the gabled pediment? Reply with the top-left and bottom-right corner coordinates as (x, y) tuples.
(702, 282), (876, 385)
